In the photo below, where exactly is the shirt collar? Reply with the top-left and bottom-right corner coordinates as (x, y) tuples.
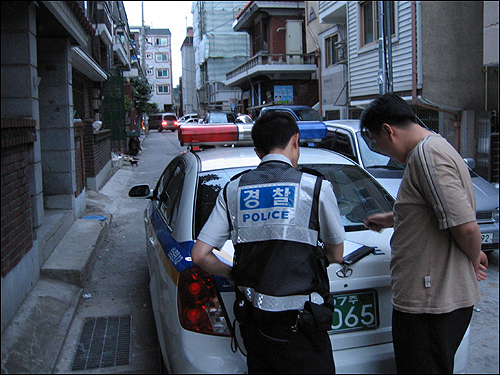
(260, 153), (293, 166)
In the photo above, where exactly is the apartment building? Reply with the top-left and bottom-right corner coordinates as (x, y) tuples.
(226, 1), (319, 116)
(192, 1), (250, 114)
(313, 1), (498, 183)
(143, 27), (174, 112)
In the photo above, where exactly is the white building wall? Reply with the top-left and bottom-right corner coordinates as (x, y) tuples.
(144, 29), (173, 111)
(181, 41), (196, 114)
(347, 1), (414, 98)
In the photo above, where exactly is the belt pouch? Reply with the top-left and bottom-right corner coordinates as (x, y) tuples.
(233, 288), (252, 325)
(298, 301), (333, 351)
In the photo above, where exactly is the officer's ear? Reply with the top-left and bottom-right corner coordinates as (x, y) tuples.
(292, 133), (300, 149)
(254, 147), (265, 160)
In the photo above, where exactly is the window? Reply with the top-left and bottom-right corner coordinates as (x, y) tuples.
(360, 1), (395, 47)
(156, 37), (168, 46)
(157, 85), (170, 94)
(325, 34), (339, 67)
(146, 68), (153, 76)
(156, 53), (169, 62)
(157, 69), (169, 78)
(156, 159), (185, 230)
(146, 53), (153, 59)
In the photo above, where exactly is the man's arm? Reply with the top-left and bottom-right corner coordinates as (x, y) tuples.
(191, 240), (233, 281)
(449, 221), (488, 281)
(324, 242), (344, 264)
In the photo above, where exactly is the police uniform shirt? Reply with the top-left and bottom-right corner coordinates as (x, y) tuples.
(197, 154), (345, 252)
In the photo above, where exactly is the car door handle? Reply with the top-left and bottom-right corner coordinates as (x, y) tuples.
(149, 237), (157, 247)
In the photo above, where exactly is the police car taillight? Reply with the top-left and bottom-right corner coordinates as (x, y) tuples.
(177, 266), (232, 336)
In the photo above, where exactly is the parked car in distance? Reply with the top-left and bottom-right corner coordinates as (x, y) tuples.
(149, 113), (179, 132)
(317, 120), (499, 252)
(129, 124), (471, 373)
(200, 111), (236, 124)
(259, 105), (324, 122)
(235, 114), (253, 124)
(259, 105), (327, 143)
(179, 113), (198, 123)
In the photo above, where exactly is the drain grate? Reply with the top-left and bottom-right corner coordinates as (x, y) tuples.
(72, 315), (131, 371)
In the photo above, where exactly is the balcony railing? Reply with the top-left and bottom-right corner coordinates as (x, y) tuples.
(226, 53), (316, 80)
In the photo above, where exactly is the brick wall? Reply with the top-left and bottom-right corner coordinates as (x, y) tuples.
(83, 119), (111, 179)
(1, 118), (36, 277)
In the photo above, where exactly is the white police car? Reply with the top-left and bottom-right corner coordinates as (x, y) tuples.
(130, 123), (470, 373)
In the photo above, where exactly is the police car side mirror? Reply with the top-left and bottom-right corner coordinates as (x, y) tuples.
(129, 184), (151, 198)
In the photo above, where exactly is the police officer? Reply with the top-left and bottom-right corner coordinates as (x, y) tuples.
(192, 112), (345, 374)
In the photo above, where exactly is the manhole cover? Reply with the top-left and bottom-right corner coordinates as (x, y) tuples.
(72, 316), (131, 371)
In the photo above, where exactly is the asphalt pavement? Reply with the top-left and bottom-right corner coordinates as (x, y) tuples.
(1, 130), (498, 374)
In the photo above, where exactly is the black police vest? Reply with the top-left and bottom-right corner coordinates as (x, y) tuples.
(224, 161), (330, 298)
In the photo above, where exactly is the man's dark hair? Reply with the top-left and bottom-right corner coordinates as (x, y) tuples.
(360, 93), (417, 136)
(252, 112), (299, 155)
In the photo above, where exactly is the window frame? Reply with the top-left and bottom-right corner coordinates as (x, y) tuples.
(157, 85), (170, 94)
(155, 37), (169, 46)
(155, 53), (169, 62)
(157, 69), (169, 78)
(360, 1), (396, 48)
(325, 33), (339, 68)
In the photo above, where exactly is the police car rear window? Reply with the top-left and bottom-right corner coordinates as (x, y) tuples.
(195, 167), (249, 237)
(195, 164), (394, 236)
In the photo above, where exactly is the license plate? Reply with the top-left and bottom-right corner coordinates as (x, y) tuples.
(330, 291), (379, 333)
(481, 233), (493, 244)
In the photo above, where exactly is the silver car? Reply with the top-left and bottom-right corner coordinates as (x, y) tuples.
(318, 120), (499, 252)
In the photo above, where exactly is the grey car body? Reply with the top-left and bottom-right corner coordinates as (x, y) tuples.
(317, 120), (499, 252)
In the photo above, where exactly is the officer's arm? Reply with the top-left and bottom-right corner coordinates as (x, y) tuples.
(324, 242), (344, 264)
(192, 240), (233, 281)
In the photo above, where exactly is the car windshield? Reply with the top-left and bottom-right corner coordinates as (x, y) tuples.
(293, 108), (323, 121)
(208, 113), (235, 123)
(356, 132), (405, 170)
(195, 164), (394, 236)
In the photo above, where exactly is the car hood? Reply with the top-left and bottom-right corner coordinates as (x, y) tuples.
(372, 177), (402, 198)
(367, 175), (498, 212)
(472, 176), (499, 212)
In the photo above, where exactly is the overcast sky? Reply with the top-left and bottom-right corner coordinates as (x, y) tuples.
(123, 1), (194, 86)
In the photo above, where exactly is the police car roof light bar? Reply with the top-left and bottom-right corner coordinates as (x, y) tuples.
(178, 122), (328, 147)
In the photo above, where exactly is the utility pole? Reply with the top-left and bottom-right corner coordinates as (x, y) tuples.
(377, 1), (393, 94)
(141, 1), (146, 74)
(141, 1), (149, 134)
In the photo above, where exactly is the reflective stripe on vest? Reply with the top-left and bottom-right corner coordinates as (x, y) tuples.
(239, 286), (324, 312)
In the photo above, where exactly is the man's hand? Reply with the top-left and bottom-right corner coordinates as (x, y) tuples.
(474, 251), (488, 281)
(364, 211), (394, 232)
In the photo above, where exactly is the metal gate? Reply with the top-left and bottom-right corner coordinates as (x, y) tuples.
(103, 69), (126, 150)
(476, 111), (499, 183)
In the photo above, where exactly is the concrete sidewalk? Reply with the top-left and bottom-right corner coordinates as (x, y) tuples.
(0, 161), (137, 373)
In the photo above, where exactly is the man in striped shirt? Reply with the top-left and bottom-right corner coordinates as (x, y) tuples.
(361, 93), (488, 374)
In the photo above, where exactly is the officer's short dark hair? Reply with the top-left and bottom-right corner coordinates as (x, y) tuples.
(252, 112), (300, 155)
(360, 93), (417, 136)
